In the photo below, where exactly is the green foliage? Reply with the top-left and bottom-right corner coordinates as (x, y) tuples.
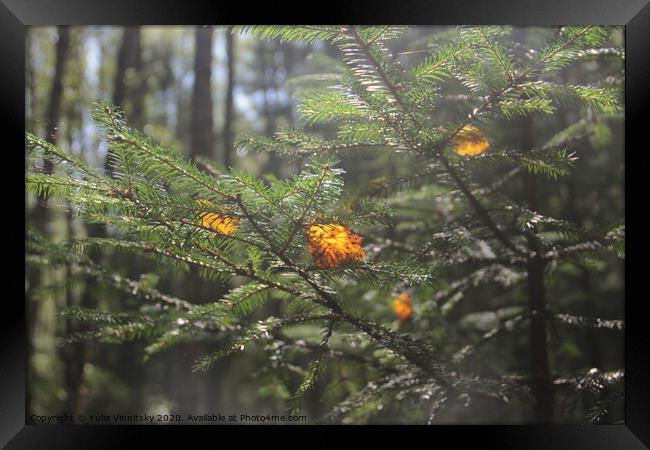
(482, 147), (579, 180)
(299, 91), (368, 124)
(26, 25), (624, 424)
(533, 26), (612, 74)
(291, 321), (334, 412)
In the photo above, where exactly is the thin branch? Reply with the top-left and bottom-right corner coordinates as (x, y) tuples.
(278, 164), (330, 256)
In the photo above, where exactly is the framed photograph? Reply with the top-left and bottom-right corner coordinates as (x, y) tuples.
(4, 0), (648, 447)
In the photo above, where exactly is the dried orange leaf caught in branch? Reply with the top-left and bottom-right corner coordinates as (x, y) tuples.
(392, 292), (413, 321)
(452, 125), (490, 156)
(307, 223), (365, 269)
(196, 199), (239, 235)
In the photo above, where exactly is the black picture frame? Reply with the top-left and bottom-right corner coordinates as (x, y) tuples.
(4, 0), (648, 447)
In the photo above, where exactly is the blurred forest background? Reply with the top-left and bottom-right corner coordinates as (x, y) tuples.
(25, 26), (624, 423)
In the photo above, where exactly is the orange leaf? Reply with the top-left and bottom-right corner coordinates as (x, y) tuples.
(453, 125), (490, 157)
(392, 292), (413, 321)
(197, 199), (239, 235)
(306, 223), (365, 269)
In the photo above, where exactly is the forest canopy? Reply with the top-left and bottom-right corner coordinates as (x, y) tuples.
(25, 25), (624, 424)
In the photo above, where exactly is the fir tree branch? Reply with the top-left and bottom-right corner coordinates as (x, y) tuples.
(475, 27), (514, 80)
(114, 134), (233, 200)
(438, 156), (525, 255)
(535, 26), (595, 68)
(272, 330), (400, 375)
(278, 164), (330, 256)
(234, 193), (283, 253)
(340, 26), (527, 256)
(343, 26), (405, 106)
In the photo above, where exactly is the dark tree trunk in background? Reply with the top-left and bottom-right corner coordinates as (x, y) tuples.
(521, 114), (554, 422)
(78, 26), (146, 417)
(190, 27), (214, 159)
(25, 32), (38, 133)
(112, 27), (142, 111)
(259, 41), (280, 175)
(108, 26), (147, 416)
(45, 29), (70, 146)
(129, 31), (145, 129)
(63, 212), (86, 417)
(257, 41), (307, 177)
(171, 26), (218, 416)
(38, 26), (70, 212)
(261, 42), (277, 137)
(558, 69), (602, 371)
(223, 28), (235, 169)
(105, 26), (142, 177)
(27, 26), (70, 416)
(280, 44), (301, 124)
(508, 27), (553, 423)
(63, 86), (89, 416)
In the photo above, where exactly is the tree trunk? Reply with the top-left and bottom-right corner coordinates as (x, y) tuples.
(190, 27), (214, 160)
(259, 41), (280, 175)
(129, 29), (145, 130)
(36, 26), (70, 216)
(112, 27), (142, 110)
(521, 113), (554, 422)
(63, 211), (86, 417)
(223, 28), (235, 169)
(105, 26), (147, 415)
(170, 26), (218, 416)
(105, 26), (142, 177)
(74, 26), (146, 417)
(27, 26), (70, 416)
